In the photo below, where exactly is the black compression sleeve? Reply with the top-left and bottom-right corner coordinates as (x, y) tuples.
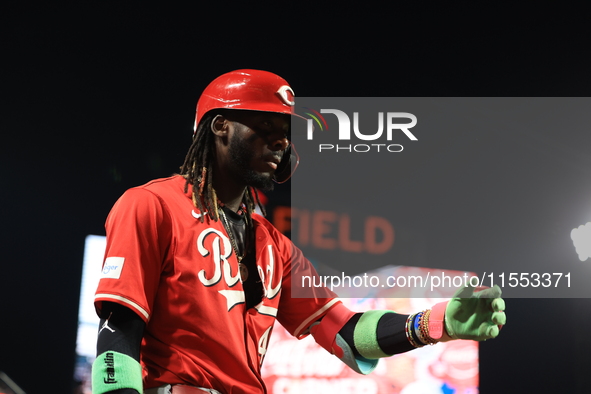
(376, 313), (415, 355)
(339, 312), (415, 358)
(96, 302), (146, 394)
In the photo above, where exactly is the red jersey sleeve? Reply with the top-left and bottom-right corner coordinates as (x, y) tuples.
(94, 187), (173, 322)
(263, 222), (341, 339)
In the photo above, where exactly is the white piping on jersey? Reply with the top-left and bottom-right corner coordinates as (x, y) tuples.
(95, 294), (150, 321)
(293, 298), (341, 338)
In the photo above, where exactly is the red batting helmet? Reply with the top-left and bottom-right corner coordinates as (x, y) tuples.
(194, 69), (301, 183)
(194, 69), (299, 131)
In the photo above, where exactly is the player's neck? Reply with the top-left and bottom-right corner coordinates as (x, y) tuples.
(213, 180), (246, 213)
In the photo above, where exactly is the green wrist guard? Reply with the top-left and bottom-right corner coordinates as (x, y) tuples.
(353, 310), (393, 359)
(92, 351), (143, 394)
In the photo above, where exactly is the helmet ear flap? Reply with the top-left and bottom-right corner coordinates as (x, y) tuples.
(273, 143), (300, 184)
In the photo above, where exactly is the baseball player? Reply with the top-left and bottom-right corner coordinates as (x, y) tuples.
(92, 69), (506, 394)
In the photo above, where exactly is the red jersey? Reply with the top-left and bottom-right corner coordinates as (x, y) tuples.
(94, 176), (339, 393)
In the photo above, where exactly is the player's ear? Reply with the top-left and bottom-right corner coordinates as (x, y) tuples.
(211, 114), (229, 137)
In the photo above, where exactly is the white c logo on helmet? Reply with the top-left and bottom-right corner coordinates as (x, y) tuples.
(276, 85), (295, 106)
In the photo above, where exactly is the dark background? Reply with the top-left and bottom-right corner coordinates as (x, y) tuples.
(1, 3), (590, 393)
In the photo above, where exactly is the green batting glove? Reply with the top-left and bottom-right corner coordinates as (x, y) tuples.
(444, 284), (506, 341)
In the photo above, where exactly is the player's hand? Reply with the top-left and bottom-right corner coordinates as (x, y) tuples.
(444, 284), (506, 341)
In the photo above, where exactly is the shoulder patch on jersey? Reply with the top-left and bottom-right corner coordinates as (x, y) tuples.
(101, 257), (125, 279)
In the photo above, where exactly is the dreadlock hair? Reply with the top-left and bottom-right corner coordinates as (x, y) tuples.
(179, 110), (267, 224)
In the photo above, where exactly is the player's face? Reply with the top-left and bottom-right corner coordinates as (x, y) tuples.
(226, 112), (290, 191)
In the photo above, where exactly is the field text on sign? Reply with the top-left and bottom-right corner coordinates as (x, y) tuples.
(273, 207), (394, 254)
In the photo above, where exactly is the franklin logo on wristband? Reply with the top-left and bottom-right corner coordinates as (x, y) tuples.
(104, 352), (117, 384)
